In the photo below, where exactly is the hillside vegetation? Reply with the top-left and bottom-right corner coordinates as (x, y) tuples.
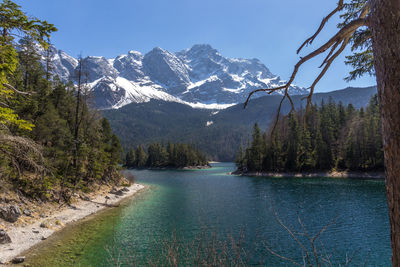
(236, 96), (383, 173)
(125, 142), (208, 169)
(104, 86), (378, 161)
(0, 2), (124, 203)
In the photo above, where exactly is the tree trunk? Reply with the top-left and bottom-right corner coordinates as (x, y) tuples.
(73, 57), (82, 185)
(370, 0), (400, 265)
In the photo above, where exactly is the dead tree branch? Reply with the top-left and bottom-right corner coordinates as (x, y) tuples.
(0, 134), (47, 176)
(244, 3), (369, 134)
(297, 0), (345, 54)
(2, 83), (34, 95)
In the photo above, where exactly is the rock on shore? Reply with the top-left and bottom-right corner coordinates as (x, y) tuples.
(0, 229), (11, 244)
(0, 205), (22, 223)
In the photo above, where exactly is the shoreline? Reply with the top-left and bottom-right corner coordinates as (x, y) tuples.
(231, 170), (385, 179)
(128, 165), (211, 171)
(0, 183), (145, 265)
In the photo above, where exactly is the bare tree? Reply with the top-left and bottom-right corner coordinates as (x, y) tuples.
(244, 0), (400, 264)
(73, 56), (84, 186)
(264, 206), (362, 267)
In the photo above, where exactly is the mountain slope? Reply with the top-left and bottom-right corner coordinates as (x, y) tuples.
(103, 86), (377, 161)
(42, 44), (307, 109)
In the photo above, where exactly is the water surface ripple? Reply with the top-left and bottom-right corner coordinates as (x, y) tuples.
(25, 163), (390, 266)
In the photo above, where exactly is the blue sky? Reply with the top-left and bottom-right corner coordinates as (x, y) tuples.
(16, 0), (376, 92)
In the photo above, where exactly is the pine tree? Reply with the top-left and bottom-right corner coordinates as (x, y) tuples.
(135, 145), (147, 168)
(247, 123), (264, 172)
(285, 113), (300, 171)
(0, 0), (56, 131)
(298, 126), (314, 171)
(235, 145), (245, 170)
(125, 148), (136, 168)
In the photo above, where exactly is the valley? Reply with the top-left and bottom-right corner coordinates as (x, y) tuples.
(103, 86), (378, 161)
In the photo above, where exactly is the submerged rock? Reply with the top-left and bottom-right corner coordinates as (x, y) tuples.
(12, 256), (25, 264)
(0, 229), (11, 244)
(0, 205), (22, 223)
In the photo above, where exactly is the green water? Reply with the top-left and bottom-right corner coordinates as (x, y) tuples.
(24, 163), (391, 266)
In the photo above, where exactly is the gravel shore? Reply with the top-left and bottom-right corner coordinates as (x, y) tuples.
(231, 170), (385, 179)
(0, 183), (145, 265)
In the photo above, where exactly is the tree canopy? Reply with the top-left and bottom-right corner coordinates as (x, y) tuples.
(237, 96), (383, 173)
(0, 0), (56, 131)
(125, 142), (208, 169)
(0, 1), (124, 202)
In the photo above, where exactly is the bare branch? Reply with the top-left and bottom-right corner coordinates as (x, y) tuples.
(243, 85), (286, 109)
(305, 37), (351, 117)
(270, 202), (311, 264)
(0, 100), (10, 107)
(297, 216), (320, 267)
(297, 0), (344, 54)
(0, 134), (46, 176)
(2, 83), (34, 95)
(262, 241), (303, 267)
(312, 216), (338, 243)
(292, 17), (367, 80)
(245, 17), (367, 107)
(319, 41), (340, 68)
(246, 18), (367, 136)
(359, 2), (370, 20)
(269, 95), (287, 136)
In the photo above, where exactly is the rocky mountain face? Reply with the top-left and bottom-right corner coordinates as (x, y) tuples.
(42, 44), (307, 109)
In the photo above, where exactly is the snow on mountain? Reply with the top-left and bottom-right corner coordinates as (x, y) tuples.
(113, 51), (145, 82)
(42, 44), (307, 110)
(38, 45), (78, 81)
(91, 76), (183, 109)
(143, 47), (191, 95)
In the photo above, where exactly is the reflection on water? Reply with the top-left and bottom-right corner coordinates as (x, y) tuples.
(24, 163), (391, 266)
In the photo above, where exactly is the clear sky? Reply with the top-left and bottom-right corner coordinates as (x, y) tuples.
(15, 0), (376, 93)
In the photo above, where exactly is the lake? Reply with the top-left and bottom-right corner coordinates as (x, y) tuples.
(24, 163), (391, 266)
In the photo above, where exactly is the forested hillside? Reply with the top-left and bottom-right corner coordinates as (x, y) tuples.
(236, 96), (383, 173)
(0, 1), (124, 202)
(125, 142), (208, 168)
(104, 86), (378, 161)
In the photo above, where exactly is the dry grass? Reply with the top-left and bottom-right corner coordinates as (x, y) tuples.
(105, 229), (249, 267)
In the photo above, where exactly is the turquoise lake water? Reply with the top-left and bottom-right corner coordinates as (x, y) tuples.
(25, 163), (391, 266)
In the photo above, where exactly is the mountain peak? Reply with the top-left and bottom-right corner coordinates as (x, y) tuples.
(189, 44), (214, 51)
(127, 50), (143, 59)
(41, 44), (307, 110)
(179, 44), (220, 59)
(149, 46), (169, 54)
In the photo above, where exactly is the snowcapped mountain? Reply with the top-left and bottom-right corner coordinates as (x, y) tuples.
(42, 45), (78, 82)
(42, 44), (307, 109)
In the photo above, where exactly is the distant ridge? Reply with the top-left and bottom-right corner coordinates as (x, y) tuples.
(103, 85), (377, 161)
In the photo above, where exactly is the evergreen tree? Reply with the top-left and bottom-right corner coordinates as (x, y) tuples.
(0, 0), (126, 200)
(135, 145), (147, 168)
(236, 96), (383, 173)
(234, 145), (245, 171)
(0, 0), (56, 130)
(285, 113), (300, 171)
(247, 123), (264, 172)
(125, 148), (136, 168)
